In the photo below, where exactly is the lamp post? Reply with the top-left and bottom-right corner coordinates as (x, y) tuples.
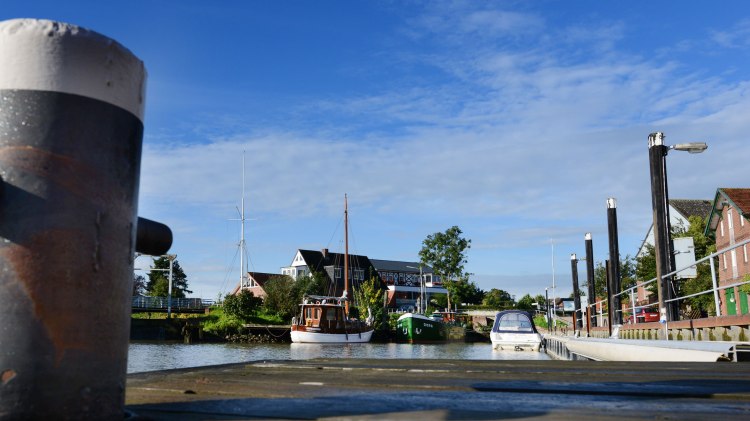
(648, 132), (707, 322)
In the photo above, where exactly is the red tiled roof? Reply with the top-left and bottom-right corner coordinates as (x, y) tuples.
(722, 188), (750, 215)
(231, 271), (280, 295)
(705, 188), (750, 234)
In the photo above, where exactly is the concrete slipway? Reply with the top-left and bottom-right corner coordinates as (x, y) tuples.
(126, 358), (750, 420)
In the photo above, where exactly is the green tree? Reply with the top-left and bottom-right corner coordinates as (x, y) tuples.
(636, 244), (657, 296)
(132, 274), (146, 296)
(419, 226), (471, 309)
(675, 215), (717, 315)
(353, 275), (386, 330)
(444, 276), (484, 306)
(463, 279), (485, 304)
(740, 274), (750, 295)
(635, 216), (718, 316)
(292, 271), (326, 299)
(592, 260), (608, 300)
(430, 293), (448, 310)
(262, 275), (296, 321)
(589, 255), (637, 301)
(482, 288), (513, 308)
(223, 290), (262, 322)
(516, 294), (535, 311)
(620, 254), (638, 293)
(146, 256), (192, 298)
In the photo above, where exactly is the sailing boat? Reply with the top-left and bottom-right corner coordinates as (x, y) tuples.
(395, 266), (447, 343)
(290, 195), (374, 343)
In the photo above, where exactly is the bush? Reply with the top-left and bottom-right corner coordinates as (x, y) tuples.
(223, 290), (262, 322)
(262, 275), (297, 321)
(201, 307), (244, 337)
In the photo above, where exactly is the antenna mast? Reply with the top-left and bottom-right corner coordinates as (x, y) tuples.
(239, 152), (246, 289)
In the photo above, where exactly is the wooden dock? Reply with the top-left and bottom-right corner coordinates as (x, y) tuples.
(126, 358), (750, 419)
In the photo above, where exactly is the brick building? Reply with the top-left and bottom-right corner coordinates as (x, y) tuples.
(705, 188), (750, 315)
(232, 272), (277, 299)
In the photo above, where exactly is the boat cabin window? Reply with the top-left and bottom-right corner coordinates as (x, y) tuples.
(305, 307), (322, 320)
(325, 307), (340, 321)
(304, 307), (322, 327)
(495, 313), (534, 332)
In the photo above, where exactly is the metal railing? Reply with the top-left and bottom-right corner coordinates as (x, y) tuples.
(586, 237), (750, 327)
(132, 295), (213, 310)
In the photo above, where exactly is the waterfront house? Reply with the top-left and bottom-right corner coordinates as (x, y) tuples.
(704, 188), (750, 316)
(280, 249), (448, 310)
(232, 272), (277, 299)
(280, 249), (379, 297)
(369, 259), (448, 311)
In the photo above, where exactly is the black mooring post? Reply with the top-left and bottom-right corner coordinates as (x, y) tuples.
(648, 132), (677, 322)
(571, 254), (582, 333)
(606, 198), (622, 326)
(605, 259), (612, 336)
(585, 233), (596, 328)
(0, 19), (169, 419)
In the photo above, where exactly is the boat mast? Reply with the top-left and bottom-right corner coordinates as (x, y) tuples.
(344, 193), (349, 315)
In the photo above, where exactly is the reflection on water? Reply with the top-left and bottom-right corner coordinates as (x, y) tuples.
(128, 342), (550, 373)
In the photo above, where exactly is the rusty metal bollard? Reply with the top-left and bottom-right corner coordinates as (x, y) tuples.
(0, 19), (171, 419)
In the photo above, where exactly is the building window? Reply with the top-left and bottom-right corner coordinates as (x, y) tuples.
(334, 267), (342, 279)
(723, 253), (727, 270)
(720, 221), (724, 237)
(728, 209), (734, 230)
(744, 244), (748, 263)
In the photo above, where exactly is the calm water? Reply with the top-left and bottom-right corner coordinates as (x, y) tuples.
(127, 342), (550, 373)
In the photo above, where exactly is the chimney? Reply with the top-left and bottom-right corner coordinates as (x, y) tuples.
(321, 248), (328, 258)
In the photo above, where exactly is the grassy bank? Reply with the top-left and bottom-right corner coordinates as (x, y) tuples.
(132, 307), (287, 342)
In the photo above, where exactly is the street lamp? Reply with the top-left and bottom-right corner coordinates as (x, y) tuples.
(648, 132), (707, 322)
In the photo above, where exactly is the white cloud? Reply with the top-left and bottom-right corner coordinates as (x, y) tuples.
(135, 4), (750, 298)
(711, 19), (750, 48)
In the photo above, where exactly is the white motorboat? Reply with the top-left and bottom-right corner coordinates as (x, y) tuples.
(490, 310), (543, 351)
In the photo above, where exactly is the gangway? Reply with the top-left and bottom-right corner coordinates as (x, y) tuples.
(548, 335), (750, 362)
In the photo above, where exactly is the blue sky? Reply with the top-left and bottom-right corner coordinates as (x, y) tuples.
(4, 1), (750, 301)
